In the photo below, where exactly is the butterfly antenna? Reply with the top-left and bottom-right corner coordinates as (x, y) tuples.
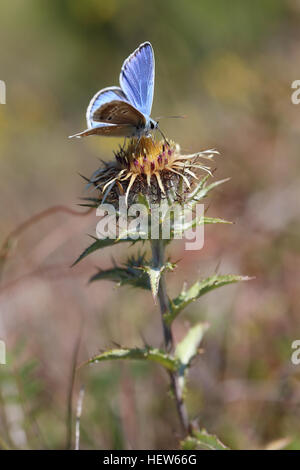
(154, 115), (187, 120)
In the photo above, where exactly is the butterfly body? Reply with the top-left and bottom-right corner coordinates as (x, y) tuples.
(70, 42), (159, 140)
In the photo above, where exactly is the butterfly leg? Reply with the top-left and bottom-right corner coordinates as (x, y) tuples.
(134, 139), (139, 153)
(157, 126), (169, 146)
(133, 136), (142, 153)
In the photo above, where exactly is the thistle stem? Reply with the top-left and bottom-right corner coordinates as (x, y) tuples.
(151, 239), (190, 434)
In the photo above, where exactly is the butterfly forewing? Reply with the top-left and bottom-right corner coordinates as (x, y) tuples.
(119, 42), (154, 117)
(69, 123), (136, 138)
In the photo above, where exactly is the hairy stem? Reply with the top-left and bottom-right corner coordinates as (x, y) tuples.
(151, 239), (190, 434)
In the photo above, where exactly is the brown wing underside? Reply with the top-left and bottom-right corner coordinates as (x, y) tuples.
(92, 100), (146, 126)
(69, 124), (136, 138)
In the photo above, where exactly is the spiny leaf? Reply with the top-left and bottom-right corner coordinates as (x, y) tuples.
(201, 216), (231, 225)
(175, 323), (209, 394)
(77, 203), (98, 208)
(175, 323), (209, 366)
(77, 197), (100, 208)
(79, 197), (100, 202)
(188, 178), (230, 204)
(137, 192), (151, 211)
(187, 174), (210, 201)
(86, 347), (179, 372)
(143, 266), (162, 300)
(143, 262), (175, 300)
(89, 254), (175, 293)
(171, 216), (231, 237)
(89, 266), (149, 290)
(73, 236), (138, 266)
(117, 228), (149, 241)
(165, 274), (252, 324)
(181, 429), (229, 450)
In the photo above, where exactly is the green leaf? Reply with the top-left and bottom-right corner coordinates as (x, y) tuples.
(143, 262), (175, 300)
(77, 197), (100, 208)
(188, 178), (230, 204)
(89, 255), (176, 295)
(86, 347), (179, 372)
(136, 192), (151, 211)
(175, 323), (209, 394)
(201, 216), (231, 225)
(117, 228), (149, 241)
(166, 274), (252, 324)
(144, 266), (162, 300)
(89, 253), (151, 289)
(73, 235), (139, 266)
(175, 323), (209, 366)
(187, 174), (210, 201)
(181, 429), (229, 450)
(89, 266), (150, 289)
(171, 216), (231, 237)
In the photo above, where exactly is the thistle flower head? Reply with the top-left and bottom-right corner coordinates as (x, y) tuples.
(87, 137), (218, 206)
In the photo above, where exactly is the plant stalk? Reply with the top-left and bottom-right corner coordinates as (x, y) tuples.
(151, 239), (190, 434)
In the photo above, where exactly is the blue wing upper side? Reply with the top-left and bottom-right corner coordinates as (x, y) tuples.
(119, 42), (155, 118)
(86, 86), (128, 128)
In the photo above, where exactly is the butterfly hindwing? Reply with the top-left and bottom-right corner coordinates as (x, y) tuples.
(119, 42), (154, 117)
(92, 100), (146, 127)
(86, 86), (128, 128)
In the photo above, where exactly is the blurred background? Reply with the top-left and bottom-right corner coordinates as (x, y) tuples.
(0, 0), (300, 450)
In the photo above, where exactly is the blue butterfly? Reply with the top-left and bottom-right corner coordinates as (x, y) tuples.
(70, 42), (164, 140)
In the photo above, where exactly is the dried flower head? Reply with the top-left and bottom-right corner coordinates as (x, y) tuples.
(87, 137), (218, 206)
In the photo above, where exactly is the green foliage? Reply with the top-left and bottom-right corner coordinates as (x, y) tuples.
(175, 323), (209, 393)
(73, 235), (141, 266)
(181, 429), (229, 450)
(86, 323), (209, 392)
(86, 347), (180, 372)
(75, 170), (251, 451)
(171, 215), (231, 238)
(175, 323), (209, 367)
(187, 177), (231, 205)
(77, 197), (101, 208)
(143, 266), (163, 299)
(89, 254), (176, 299)
(89, 249), (176, 301)
(73, 177), (232, 266)
(142, 262), (175, 299)
(72, 167), (251, 450)
(89, 253), (150, 290)
(165, 274), (252, 324)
